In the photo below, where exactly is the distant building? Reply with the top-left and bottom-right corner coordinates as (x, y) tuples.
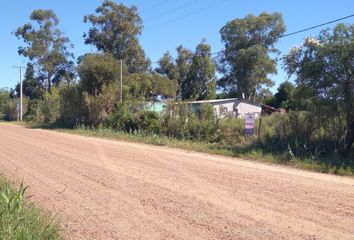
(187, 98), (262, 118)
(147, 98), (275, 119)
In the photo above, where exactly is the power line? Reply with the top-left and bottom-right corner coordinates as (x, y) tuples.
(133, 13), (354, 64)
(140, 0), (170, 14)
(144, 0), (201, 23)
(210, 13), (354, 56)
(280, 14), (354, 38)
(146, 0), (231, 31)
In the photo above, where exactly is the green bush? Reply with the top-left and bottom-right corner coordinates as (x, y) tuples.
(105, 103), (161, 134)
(161, 103), (195, 139)
(218, 117), (244, 145)
(83, 84), (119, 127)
(59, 84), (85, 127)
(24, 99), (40, 122)
(0, 88), (11, 119)
(2, 97), (29, 121)
(35, 90), (60, 124)
(160, 103), (219, 141)
(134, 110), (161, 134)
(105, 103), (134, 132)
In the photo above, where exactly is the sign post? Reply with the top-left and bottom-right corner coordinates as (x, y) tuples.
(245, 113), (255, 140)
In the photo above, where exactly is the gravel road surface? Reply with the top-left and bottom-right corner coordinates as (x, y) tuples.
(0, 123), (353, 240)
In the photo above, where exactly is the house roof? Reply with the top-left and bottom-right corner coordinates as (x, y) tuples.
(187, 98), (262, 108)
(187, 98), (238, 104)
(261, 103), (282, 113)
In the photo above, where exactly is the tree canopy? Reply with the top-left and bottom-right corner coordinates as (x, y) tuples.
(155, 51), (178, 81)
(271, 81), (295, 109)
(125, 73), (176, 101)
(15, 9), (74, 91)
(84, 0), (150, 73)
(218, 12), (285, 99)
(156, 45), (193, 100)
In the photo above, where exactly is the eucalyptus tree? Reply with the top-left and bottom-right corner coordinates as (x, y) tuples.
(15, 9), (74, 92)
(182, 41), (216, 100)
(84, 0), (150, 73)
(218, 12), (285, 99)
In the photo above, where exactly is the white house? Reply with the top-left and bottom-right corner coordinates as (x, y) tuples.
(188, 98), (262, 119)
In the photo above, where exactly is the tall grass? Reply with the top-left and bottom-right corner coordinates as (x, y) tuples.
(0, 177), (61, 240)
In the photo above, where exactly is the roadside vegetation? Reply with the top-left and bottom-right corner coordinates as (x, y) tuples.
(0, 177), (61, 240)
(0, 1), (352, 175)
(25, 112), (353, 176)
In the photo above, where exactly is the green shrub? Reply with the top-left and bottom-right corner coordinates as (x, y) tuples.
(160, 103), (219, 141)
(161, 103), (196, 139)
(59, 84), (85, 127)
(218, 117), (244, 145)
(105, 103), (134, 131)
(35, 89), (60, 124)
(134, 110), (161, 134)
(2, 97), (29, 121)
(83, 84), (119, 127)
(24, 99), (40, 122)
(0, 88), (11, 119)
(105, 103), (161, 134)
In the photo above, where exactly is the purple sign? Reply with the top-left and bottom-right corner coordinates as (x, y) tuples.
(245, 113), (255, 135)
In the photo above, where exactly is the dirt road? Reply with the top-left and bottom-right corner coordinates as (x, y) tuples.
(0, 123), (353, 240)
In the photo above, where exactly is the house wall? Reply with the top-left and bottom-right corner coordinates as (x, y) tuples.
(234, 101), (261, 118)
(212, 101), (236, 118)
(211, 100), (261, 118)
(148, 99), (262, 119)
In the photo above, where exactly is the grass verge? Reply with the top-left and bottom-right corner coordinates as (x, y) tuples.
(0, 177), (61, 240)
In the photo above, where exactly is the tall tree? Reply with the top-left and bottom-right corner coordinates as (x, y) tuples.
(176, 45), (193, 99)
(218, 12), (285, 99)
(284, 23), (354, 158)
(182, 41), (216, 100)
(84, 0), (149, 73)
(15, 9), (74, 91)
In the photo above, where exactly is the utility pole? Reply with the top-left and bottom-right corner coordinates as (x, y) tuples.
(119, 60), (123, 103)
(13, 65), (27, 121)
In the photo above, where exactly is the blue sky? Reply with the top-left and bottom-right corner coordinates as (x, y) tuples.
(1, 0), (353, 92)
